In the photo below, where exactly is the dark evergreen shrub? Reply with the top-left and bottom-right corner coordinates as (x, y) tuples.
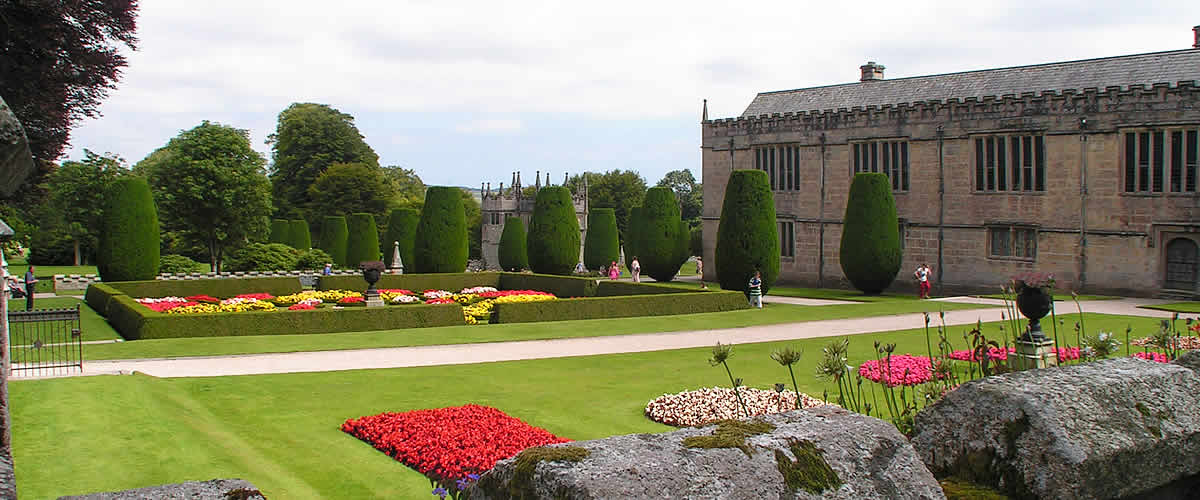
(689, 224), (703, 257)
(319, 216), (348, 268)
(97, 177), (160, 281)
(289, 219), (311, 249)
(714, 170), (779, 295)
(583, 208), (619, 271)
(525, 186), (580, 275)
(840, 173), (902, 294)
(159, 254), (202, 274)
(295, 248), (332, 270)
(269, 219), (291, 244)
(224, 242), (299, 272)
(623, 206), (643, 271)
(498, 216), (529, 271)
(640, 187), (688, 282)
(345, 213), (381, 267)
(414, 186), (468, 273)
(383, 208), (419, 269)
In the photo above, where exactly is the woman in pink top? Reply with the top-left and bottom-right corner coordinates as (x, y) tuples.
(608, 261), (619, 280)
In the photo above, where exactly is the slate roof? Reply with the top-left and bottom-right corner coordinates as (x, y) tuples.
(741, 49), (1200, 117)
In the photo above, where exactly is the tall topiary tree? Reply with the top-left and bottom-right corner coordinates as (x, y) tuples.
(640, 187), (689, 282)
(623, 206), (643, 270)
(583, 208), (619, 271)
(345, 213), (381, 267)
(289, 219), (311, 249)
(383, 208), (419, 269)
(526, 186), (581, 275)
(414, 186), (468, 273)
(498, 216), (529, 271)
(269, 219), (291, 245)
(840, 173), (902, 294)
(319, 215), (348, 268)
(715, 170), (779, 295)
(97, 177), (160, 281)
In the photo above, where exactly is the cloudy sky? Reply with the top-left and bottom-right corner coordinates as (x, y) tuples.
(65, 1), (1200, 188)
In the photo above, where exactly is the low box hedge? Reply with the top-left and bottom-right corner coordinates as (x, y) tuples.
(85, 283), (125, 315)
(491, 290), (748, 324)
(111, 302), (466, 340)
(498, 272), (599, 298)
(105, 277), (303, 299)
(317, 272), (501, 293)
(595, 281), (695, 297)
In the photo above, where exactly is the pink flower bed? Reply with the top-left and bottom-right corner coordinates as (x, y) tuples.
(948, 346), (1081, 363)
(234, 293), (275, 300)
(476, 290), (554, 299)
(1133, 351), (1170, 363)
(134, 297), (197, 312)
(426, 298), (455, 305)
(858, 355), (943, 387)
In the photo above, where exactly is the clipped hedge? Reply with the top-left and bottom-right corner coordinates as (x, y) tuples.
(317, 272), (501, 293)
(715, 169), (779, 296)
(289, 219), (312, 249)
(97, 177), (160, 282)
(499, 272), (598, 298)
(583, 208), (619, 271)
(414, 186), (468, 273)
(110, 301), (466, 340)
(320, 216), (349, 268)
(526, 186), (580, 275)
(498, 216), (528, 271)
(105, 276), (303, 299)
(85, 283), (125, 316)
(491, 291), (748, 324)
(346, 213), (381, 267)
(383, 208), (419, 269)
(840, 172), (902, 294)
(269, 219), (291, 245)
(595, 280), (694, 297)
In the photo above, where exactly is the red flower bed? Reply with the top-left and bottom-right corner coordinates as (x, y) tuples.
(234, 293), (275, 300)
(341, 404), (570, 482)
(948, 346), (1081, 363)
(426, 297), (455, 304)
(476, 290), (555, 299)
(140, 300), (198, 313)
(288, 303), (315, 310)
(185, 294), (220, 303)
(378, 289), (413, 295)
(1133, 351), (1170, 363)
(338, 296), (365, 304)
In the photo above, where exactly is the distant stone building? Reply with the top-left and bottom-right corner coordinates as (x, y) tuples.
(702, 27), (1200, 296)
(480, 171), (588, 269)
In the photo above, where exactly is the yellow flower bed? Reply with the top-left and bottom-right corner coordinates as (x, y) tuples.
(462, 300), (494, 319)
(492, 294), (557, 304)
(167, 300), (278, 314)
(273, 290), (362, 306)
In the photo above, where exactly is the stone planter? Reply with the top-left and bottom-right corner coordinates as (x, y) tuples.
(1015, 286), (1052, 341)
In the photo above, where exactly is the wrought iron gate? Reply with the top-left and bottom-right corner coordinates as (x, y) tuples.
(7, 306), (82, 377)
(1165, 238), (1199, 291)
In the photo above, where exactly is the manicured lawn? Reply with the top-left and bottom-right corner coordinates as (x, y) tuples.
(82, 299), (991, 361)
(974, 293), (1117, 301)
(1141, 301), (1200, 313)
(658, 280), (931, 302)
(10, 312), (1180, 499)
(7, 297), (122, 341)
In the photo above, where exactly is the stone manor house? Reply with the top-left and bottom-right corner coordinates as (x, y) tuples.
(479, 171), (588, 269)
(701, 27), (1200, 296)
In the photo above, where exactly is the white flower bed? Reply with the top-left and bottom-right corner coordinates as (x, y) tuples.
(220, 297), (260, 305)
(460, 286), (498, 294)
(391, 295), (421, 304)
(645, 387), (829, 427)
(422, 290), (453, 299)
(135, 296), (187, 304)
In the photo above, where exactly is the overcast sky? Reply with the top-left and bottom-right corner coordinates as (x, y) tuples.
(65, 1), (1200, 188)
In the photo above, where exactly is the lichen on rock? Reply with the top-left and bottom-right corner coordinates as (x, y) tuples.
(682, 418), (775, 456)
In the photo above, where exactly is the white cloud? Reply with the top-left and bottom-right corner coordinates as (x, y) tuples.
(454, 118), (524, 135)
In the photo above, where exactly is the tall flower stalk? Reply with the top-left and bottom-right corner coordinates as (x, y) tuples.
(709, 342), (748, 417)
(770, 346), (804, 409)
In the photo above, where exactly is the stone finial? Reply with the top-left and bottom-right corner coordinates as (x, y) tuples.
(702, 99), (708, 121)
(546, 171), (550, 187)
(860, 61), (885, 82)
(535, 170), (541, 189)
(1194, 25), (1200, 48)
(564, 172), (568, 186)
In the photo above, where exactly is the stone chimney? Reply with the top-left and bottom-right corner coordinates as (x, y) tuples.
(1194, 25), (1199, 48)
(860, 61), (885, 82)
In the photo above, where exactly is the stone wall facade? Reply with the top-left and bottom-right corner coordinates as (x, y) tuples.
(480, 173), (588, 269)
(702, 81), (1200, 296)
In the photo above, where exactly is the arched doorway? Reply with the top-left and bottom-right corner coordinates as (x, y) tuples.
(1164, 238), (1199, 290)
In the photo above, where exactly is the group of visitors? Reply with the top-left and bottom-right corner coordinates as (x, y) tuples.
(597, 257), (642, 282)
(6, 266), (37, 310)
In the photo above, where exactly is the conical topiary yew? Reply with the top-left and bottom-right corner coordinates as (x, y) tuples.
(840, 172), (902, 294)
(345, 213), (381, 267)
(97, 177), (160, 281)
(498, 216), (529, 271)
(715, 170), (779, 295)
(583, 208), (619, 271)
(289, 219), (311, 249)
(526, 186), (580, 275)
(320, 215), (348, 268)
(414, 186), (468, 273)
(383, 208), (419, 269)
(640, 187), (689, 282)
(623, 206), (643, 272)
(269, 219), (291, 245)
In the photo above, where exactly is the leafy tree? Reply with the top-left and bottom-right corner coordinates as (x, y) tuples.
(289, 219), (312, 249)
(567, 170), (647, 246)
(840, 173), (902, 294)
(383, 166), (425, 210)
(269, 219), (291, 245)
(44, 150), (127, 264)
(583, 208), (619, 271)
(498, 216), (529, 271)
(413, 186), (468, 273)
(306, 162), (393, 223)
(159, 254), (202, 274)
(0, 205), (33, 257)
(295, 247), (333, 271)
(0, 0), (138, 208)
(383, 208), (419, 269)
(345, 213), (381, 266)
(319, 216), (348, 267)
(656, 169), (702, 222)
(267, 103), (379, 218)
(526, 186), (581, 275)
(224, 242), (298, 272)
(715, 170), (779, 296)
(639, 187), (689, 282)
(137, 121), (272, 272)
(96, 177), (159, 281)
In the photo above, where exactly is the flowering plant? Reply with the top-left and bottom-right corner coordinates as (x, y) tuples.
(288, 303), (316, 311)
(390, 294), (421, 304)
(234, 293), (275, 300)
(422, 289), (453, 299)
(857, 354), (946, 387)
(1133, 351), (1169, 363)
(426, 297), (455, 305)
(1011, 272), (1055, 292)
(644, 387), (826, 427)
(166, 301), (277, 314)
(338, 296), (366, 306)
(185, 294), (220, 304)
(460, 286), (498, 294)
(135, 297), (197, 312)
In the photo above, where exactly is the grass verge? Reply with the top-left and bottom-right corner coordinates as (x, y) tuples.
(1140, 301), (1200, 313)
(7, 297), (122, 341)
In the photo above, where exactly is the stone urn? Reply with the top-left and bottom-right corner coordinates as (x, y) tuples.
(1015, 283), (1053, 341)
(360, 261), (386, 307)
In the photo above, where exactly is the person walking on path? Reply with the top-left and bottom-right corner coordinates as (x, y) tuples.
(914, 263), (932, 299)
(696, 257), (703, 276)
(322, 263), (333, 276)
(748, 270), (763, 309)
(608, 261), (619, 280)
(24, 265), (37, 310)
(631, 257), (641, 283)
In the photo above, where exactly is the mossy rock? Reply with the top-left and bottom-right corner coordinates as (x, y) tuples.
(507, 445), (590, 499)
(939, 476), (1011, 500)
(682, 419), (775, 457)
(775, 438), (842, 495)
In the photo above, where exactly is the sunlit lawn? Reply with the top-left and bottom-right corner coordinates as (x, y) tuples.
(10, 312), (1180, 499)
(1141, 301), (1200, 313)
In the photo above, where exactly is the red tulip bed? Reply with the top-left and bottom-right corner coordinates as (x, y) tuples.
(341, 404), (570, 484)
